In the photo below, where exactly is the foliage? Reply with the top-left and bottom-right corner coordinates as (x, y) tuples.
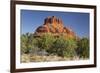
(21, 33), (89, 59)
(77, 37), (89, 58)
(21, 33), (29, 54)
(63, 38), (77, 58)
(37, 33), (54, 51)
(21, 33), (36, 54)
(47, 36), (77, 58)
(49, 36), (67, 56)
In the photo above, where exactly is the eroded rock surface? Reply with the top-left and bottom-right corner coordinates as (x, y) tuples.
(34, 16), (78, 39)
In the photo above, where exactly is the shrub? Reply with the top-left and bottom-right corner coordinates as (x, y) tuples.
(63, 38), (77, 58)
(50, 36), (77, 58)
(21, 33), (29, 54)
(21, 33), (37, 54)
(50, 36), (67, 56)
(21, 33), (78, 59)
(36, 33), (55, 51)
(77, 38), (89, 58)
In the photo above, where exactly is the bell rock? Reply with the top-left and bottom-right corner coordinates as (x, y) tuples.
(34, 16), (79, 40)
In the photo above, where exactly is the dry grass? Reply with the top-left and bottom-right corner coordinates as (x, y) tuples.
(21, 54), (30, 63)
(21, 54), (83, 63)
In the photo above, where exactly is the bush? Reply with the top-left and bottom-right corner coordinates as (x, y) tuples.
(49, 36), (67, 56)
(21, 33), (88, 60)
(77, 38), (89, 58)
(49, 36), (77, 58)
(21, 33), (38, 54)
(21, 33), (29, 54)
(36, 33), (54, 50)
(63, 38), (77, 58)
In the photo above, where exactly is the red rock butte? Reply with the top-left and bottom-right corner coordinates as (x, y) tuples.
(34, 16), (78, 40)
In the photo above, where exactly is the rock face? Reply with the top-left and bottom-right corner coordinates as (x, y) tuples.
(34, 16), (78, 39)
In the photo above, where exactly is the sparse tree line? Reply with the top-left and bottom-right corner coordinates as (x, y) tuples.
(21, 33), (89, 59)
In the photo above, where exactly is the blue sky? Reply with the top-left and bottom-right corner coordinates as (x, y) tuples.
(21, 10), (89, 38)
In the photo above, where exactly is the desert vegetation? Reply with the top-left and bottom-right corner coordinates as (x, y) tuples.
(21, 33), (89, 63)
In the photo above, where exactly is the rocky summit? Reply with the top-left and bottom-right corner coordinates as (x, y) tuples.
(34, 16), (78, 39)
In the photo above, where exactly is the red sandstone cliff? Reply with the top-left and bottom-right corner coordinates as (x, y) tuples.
(34, 16), (78, 39)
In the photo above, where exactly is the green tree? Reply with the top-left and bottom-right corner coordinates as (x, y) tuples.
(50, 36), (77, 58)
(37, 33), (55, 51)
(77, 38), (89, 58)
(63, 38), (77, 58)
(21, 33), (35, 54)
(21, 33), (28, 54)
(50, 36), (67, 56)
